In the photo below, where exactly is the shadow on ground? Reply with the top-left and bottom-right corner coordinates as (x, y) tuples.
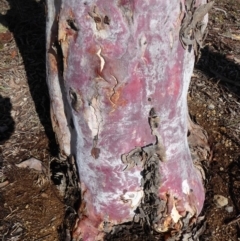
(0, 95), (14, 236)
(0, 95), (14, 144)
(0, 0), (58, 156)
(197, 45), (240, 97)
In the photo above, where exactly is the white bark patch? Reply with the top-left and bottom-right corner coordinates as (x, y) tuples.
(96, 48), (105, 72)
(139, 34), (147, 61)
(169, 30), (174, 49)
(182, 179), (190, 195)
(171, 202), (182, 223)
(122, 190), (144, 208)
(84, 96), (102, 138)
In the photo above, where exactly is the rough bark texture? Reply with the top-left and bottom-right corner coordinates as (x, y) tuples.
(46, 0), (212, 240)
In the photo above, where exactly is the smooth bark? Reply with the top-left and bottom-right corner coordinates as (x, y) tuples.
(46, 0), (211, 240)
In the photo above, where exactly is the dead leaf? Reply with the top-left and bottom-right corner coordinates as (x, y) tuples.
(0, 180), (9, 188)
(16, 157), (46, 173)
(191, 1), (215, 27)
(231, 34), (240, 41)
(10, 49), (17, 59)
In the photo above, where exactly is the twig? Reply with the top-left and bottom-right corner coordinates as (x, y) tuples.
(227, 214), (240, 226)
(35, 233), (51, 241)
(4, 207), (19, 219)
(213, 7), (228, 17)
(226, 234), (235, 241)
(210, 68), (240, 87)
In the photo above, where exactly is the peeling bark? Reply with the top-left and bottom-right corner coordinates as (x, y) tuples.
(46, 0), (212, 240)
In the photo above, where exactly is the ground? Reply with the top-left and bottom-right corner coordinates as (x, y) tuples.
(0, 0), (240, 240)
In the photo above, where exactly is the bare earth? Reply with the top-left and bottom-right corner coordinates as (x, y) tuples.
(0, 0), (240, 240)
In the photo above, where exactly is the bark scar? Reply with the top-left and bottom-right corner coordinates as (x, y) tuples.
(121, 107), (166, 171)
(89, 6), (110, 31)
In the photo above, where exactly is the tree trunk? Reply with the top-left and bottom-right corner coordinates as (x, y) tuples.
(46, 0), (212, 240)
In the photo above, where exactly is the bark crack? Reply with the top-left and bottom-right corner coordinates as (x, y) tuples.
(89, 95), (102, 159)
(109, 74), (120, 110)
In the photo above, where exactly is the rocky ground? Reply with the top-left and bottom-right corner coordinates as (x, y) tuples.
(0, 0), (240, 240)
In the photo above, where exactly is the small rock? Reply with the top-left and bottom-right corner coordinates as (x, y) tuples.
(12, 226), (23, 236)
(41, 193), (49, 198)
(11, 110), (16, 118)
(14, 77), (21, 84)
(214, 195), (228, 208)
(225, 206), (233, 213)
(208, 104), (215, 110)
(220, 167), (224, 171)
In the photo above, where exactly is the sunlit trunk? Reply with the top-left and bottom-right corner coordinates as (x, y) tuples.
(46, 0), (212, 240)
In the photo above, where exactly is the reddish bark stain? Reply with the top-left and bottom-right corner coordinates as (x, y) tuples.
(91, 147), (101, 159)
(109, 86), (127, 111)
